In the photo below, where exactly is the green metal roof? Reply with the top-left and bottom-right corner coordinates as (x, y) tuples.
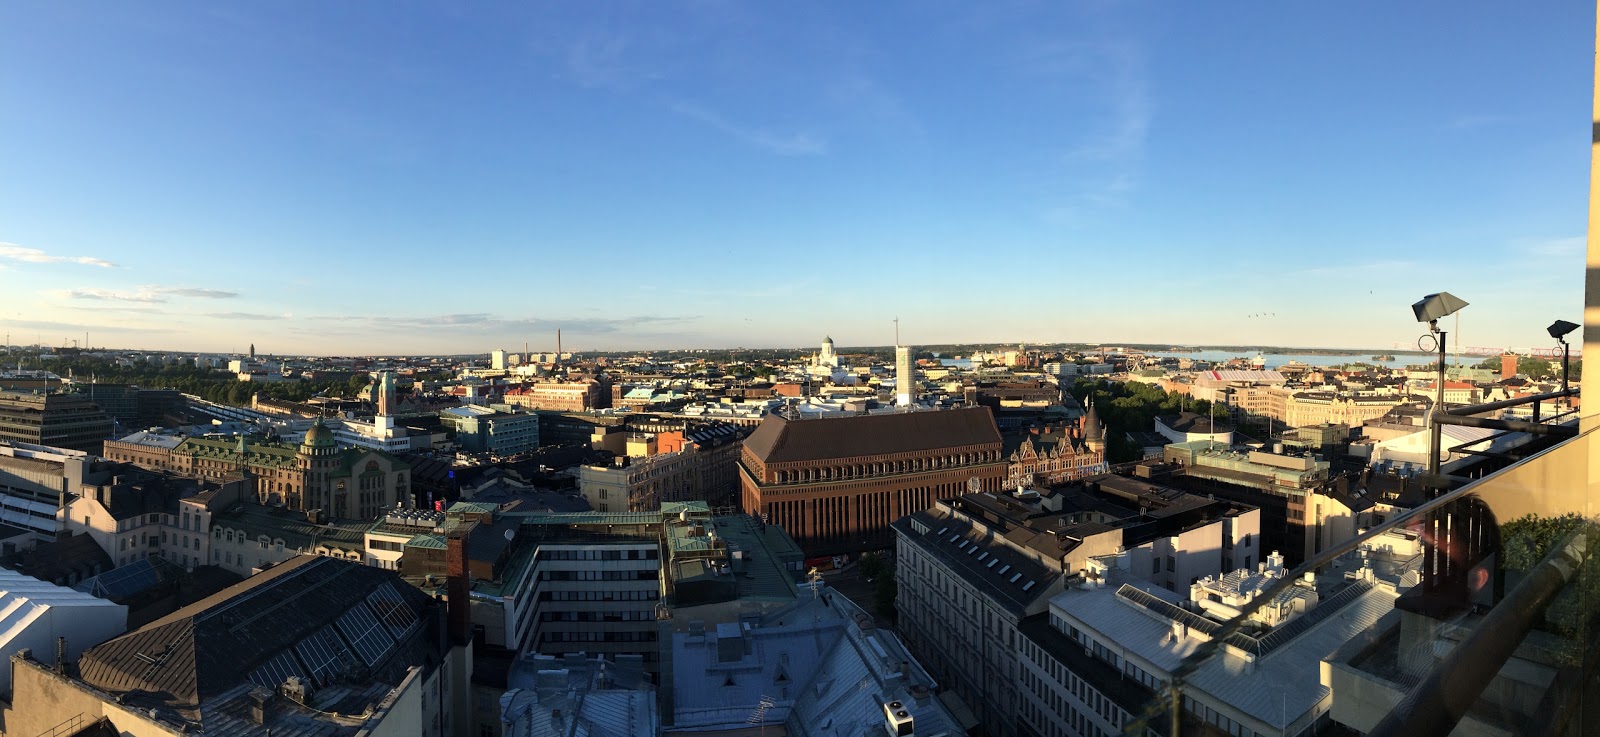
(514, 511), (662, 526)
(661, 500), (711, 515)
(406, 534), (446, 550)
(448, 501), (498, 516)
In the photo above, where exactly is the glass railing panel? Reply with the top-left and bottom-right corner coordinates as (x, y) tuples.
(1120, 422), (1598, 737)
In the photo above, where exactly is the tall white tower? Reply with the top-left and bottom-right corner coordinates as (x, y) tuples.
(491, 349), (508, 370)
(819, 336), (837, 368)
(896, 346), (915, 407)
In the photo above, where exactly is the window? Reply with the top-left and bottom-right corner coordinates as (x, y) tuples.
(1166, 556), (1175, 572)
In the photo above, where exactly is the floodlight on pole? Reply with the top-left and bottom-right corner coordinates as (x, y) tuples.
(1549, 319), (1579, 392)
(1414, 292), (1467, 484)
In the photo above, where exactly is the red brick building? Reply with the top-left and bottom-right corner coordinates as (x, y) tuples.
(501, 381), (606, 412)
(739, 407), (1006, 555)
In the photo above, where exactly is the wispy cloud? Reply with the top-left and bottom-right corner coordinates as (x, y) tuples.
(672, 102), (828, 156)
(162, 287), (239, 299)
(53, 286), (240, 303)
(1521, 235), (1584, 258)
(306, 312), (697, 335)
(66, 305), (168, 315)
(1020, 38), (1152, 219)
(0, 318), (164, 333)
(1283, 260), (1419, 278)
(54, 288), (166, 303)
(566, 34), (661, 90)
(0, 243), (118, 268)
(204, 312), (291, 321)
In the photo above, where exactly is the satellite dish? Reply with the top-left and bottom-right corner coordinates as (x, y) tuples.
(504, 529), (514, 542)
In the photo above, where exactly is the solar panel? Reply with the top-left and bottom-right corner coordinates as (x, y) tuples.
(336, 602), (396, 667)
(249, 649), (305, 690)
(1114, 584), (1223, 637)
(986, 558), (999, 569)
(295, 626), (354, 686)
(367, 582), (420, 638)
(997, 565), (1011, 575)
(74, 558), (183, 599)
(1255, 580), (1374, 654)
(1009, 573), (1022, 583)
(1022, 580), (1036, 591)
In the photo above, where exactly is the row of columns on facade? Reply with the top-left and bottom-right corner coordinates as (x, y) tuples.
(772, 450), (1001, 484)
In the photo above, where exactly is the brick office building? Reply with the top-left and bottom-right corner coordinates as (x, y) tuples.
(739, 406), (1006, 555)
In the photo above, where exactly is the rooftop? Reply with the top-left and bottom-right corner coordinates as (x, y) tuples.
(75, 555), (440, 729)
(743, 406), (1001, 464)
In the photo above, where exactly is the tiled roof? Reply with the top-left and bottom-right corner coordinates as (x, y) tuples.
(744, 406), (1002, 464)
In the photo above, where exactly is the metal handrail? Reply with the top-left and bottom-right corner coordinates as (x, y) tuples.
(1445, 388), (1578, 416)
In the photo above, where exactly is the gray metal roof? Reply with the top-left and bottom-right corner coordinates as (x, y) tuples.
(892, 509), (1059, 615)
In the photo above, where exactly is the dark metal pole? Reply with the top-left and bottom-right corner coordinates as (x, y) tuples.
(1428, 329), (1446, 478)
(1562, 339), (1571, 393)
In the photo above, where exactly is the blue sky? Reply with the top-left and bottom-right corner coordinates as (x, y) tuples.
(0, 2), (1592, 355)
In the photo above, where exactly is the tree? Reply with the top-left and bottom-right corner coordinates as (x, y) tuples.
(1519, 357), (1555, 379)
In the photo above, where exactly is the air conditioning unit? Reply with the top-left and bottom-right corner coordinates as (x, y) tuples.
(883, 701), (914, 737)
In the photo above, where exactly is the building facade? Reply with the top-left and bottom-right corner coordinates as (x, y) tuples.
(103, 420), (412, 520)
(441, 405), (541, 456)
(1285, 392), (1405, 428)
(0, 391), (115, 454)
(1005, 407), (1107, 488)
(894, 485), (1258, 737)
(501, 381), (606, 412)
(740, 407), (1007, 554)
(578, 451), (700, 513)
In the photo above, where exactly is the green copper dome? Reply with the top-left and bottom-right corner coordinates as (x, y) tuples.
(302, 418), (336, 449)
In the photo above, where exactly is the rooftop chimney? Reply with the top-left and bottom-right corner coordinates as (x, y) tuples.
(447, 520), (478, 646)
(248, 687), (273, 725)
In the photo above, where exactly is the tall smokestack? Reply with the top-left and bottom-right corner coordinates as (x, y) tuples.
(446, 521), (477, 646)
(896, 346), (915, 407)
(557, 329), (562, 358)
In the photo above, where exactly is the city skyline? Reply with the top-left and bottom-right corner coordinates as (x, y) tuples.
(2, 2), (1592, 354)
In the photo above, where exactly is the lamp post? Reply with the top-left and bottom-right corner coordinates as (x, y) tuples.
(1548, 319), (1579, 393)
(1412, 292), (1469, 480)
